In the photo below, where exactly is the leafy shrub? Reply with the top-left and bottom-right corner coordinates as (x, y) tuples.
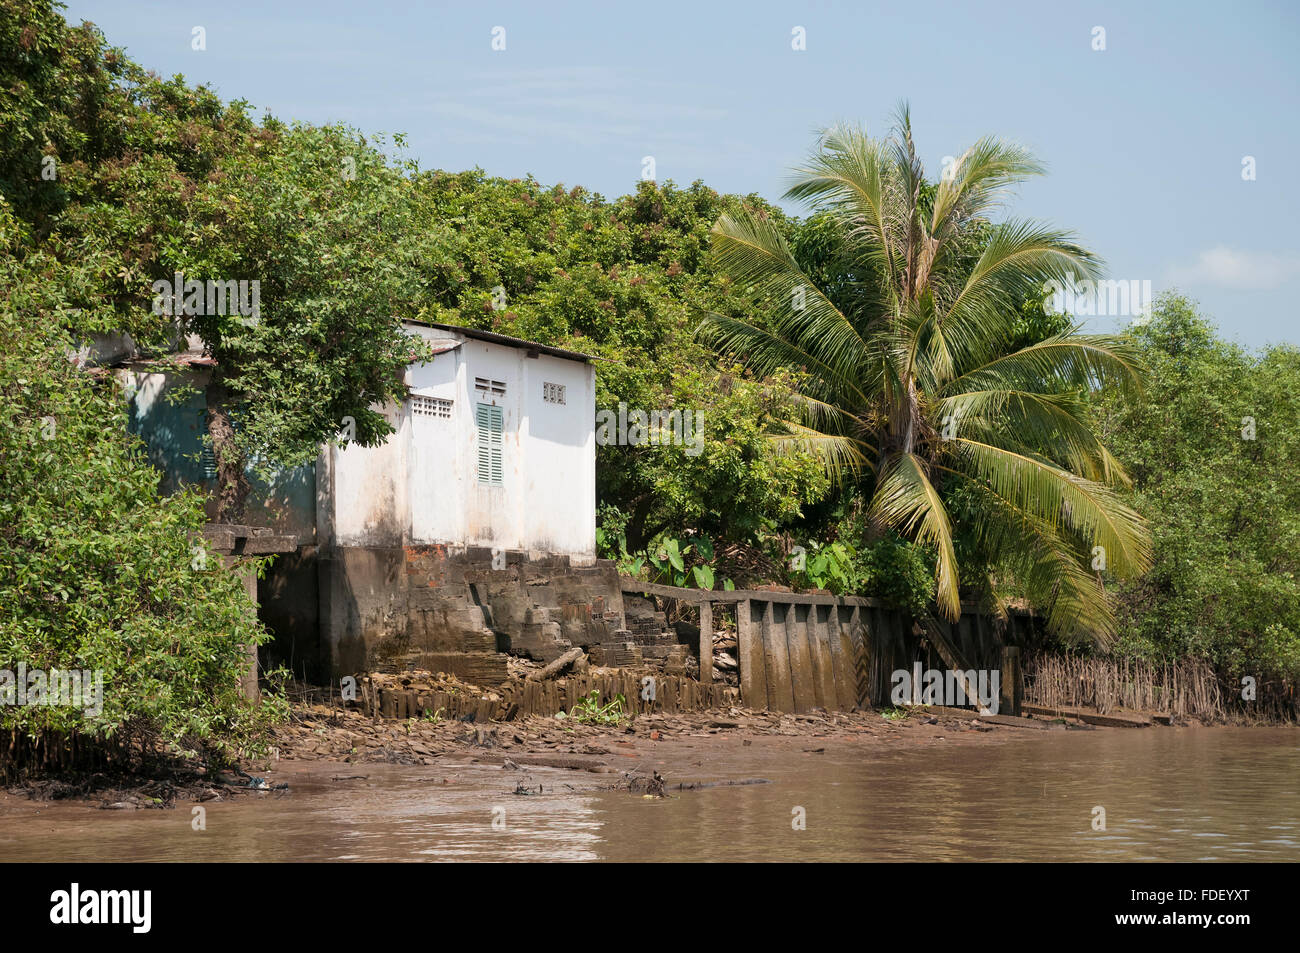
(0, 241), (283, 772)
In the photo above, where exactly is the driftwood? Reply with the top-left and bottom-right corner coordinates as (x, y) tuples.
(673, 777), (772, 790)
(525, 648), (588, 682)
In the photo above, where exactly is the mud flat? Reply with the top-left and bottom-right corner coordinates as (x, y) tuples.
(1, 702), (1017, 814)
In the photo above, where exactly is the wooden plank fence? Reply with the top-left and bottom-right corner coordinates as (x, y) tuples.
(620, 580), (1037, 715)
(360, 670), (742, 723)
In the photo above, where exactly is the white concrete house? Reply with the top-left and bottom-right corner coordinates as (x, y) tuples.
(110, 319), (599, 676)
(318, 321), (597, 561)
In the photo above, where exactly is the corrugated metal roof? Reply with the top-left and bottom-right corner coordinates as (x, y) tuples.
(404, 320), (595, 363)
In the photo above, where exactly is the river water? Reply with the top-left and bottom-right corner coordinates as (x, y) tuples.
(2, 727), (1296, 861)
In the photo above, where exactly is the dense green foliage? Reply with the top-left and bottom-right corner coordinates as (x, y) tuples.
(1096, 295), (1300, 684)
(0, 0), (295, 762)
(2, 0), (436, 519)
(0, 211), (282, 757)
(700, 114), (1151, 638)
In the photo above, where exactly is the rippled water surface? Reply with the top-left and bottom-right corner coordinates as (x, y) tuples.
(3, 727), (1296, 861)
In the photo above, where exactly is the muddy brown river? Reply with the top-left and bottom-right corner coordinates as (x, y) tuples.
(2, 727), (1296, 861)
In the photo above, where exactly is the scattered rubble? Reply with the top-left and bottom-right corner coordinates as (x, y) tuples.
(267, 691), (1015, 769)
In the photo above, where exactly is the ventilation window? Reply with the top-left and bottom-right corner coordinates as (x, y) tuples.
(476, 402), (504, 486)
(474, 377), (507, 397)
(411, 395), (453, 418)
(543, 382), (566, 405)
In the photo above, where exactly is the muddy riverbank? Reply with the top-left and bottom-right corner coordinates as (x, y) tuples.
(3, 713), (1296, 861)
(1, 702), (1030, 813)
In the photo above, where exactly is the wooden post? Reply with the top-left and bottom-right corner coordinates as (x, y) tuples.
(202, 524), (295, 705)
(848, 605), (868, 706)
(827, 604), (856, 711)
(785, 602), (815, 713)
(808, 604), (837, 711)
(1000, 645), (1022, 716)
(737, 599), (767, 710)
(699, 600), (714, 685)
(222, 554), (261, 704)
(764, 601), (795, 712)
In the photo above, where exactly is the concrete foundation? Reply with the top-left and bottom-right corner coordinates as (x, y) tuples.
(288, 545), (683, 684)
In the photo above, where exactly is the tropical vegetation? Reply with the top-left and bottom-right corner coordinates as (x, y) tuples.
(1, 0), (1296, 774)
(700, 112), (1152, 640)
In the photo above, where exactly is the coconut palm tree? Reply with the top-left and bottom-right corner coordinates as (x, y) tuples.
(698, 108), (1150, 640)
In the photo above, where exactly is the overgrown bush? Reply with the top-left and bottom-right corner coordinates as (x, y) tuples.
(0, 237), (283, 776)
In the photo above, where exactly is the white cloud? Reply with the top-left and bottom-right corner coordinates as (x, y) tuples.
(1167, 246), (1300, 290)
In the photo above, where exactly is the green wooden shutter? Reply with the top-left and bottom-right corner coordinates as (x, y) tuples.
(476, 402), (504, 486)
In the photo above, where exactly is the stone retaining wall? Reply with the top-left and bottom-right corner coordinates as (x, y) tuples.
(311, 545), (658, 681)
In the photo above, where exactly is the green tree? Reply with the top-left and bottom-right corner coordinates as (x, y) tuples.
(0, 215), (280, 772)
(1098, 294), (1300, 683)
(168, 124), (441, 519)
(699, 111), (1151, 638)
(1, 2), (438, 520)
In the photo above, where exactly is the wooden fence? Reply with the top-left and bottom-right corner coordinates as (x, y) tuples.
(360, 670), (741, 722)
(621, 580), (1036, 714)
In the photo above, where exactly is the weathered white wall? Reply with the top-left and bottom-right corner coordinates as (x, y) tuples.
(518, 351), (595, 558)
(325, 400), (407, 547)
(324, 325), (595, 560)
(407, 346), (462, 545)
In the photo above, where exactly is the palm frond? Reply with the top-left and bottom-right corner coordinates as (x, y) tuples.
(784, 124), (900, 288)
(767, 419), (874, 480)
(940, 467), (1118, 642)
(870, 452), (961, 619)
(943, 332), (1145, 398)
(695, 311), (874, 408)
(707, 212), (872, 382)
(933, 389), (1131, 486)
(953, 438), (1151, 577)
(934, 221), (1103, 373)
(931, 137), (1045, 241)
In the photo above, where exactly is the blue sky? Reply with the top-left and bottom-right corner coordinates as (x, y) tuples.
(64, 0), (1299, 347)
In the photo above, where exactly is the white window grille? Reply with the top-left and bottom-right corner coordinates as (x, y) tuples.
(474, 376), (507, 397)
(411, 395), (453, 418)
(543, 381), (566, 405)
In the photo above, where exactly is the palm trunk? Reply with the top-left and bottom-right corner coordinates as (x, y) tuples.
(902, 378), (919, 454)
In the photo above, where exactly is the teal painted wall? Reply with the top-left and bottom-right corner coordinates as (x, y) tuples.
(123, 370), (317, 539)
